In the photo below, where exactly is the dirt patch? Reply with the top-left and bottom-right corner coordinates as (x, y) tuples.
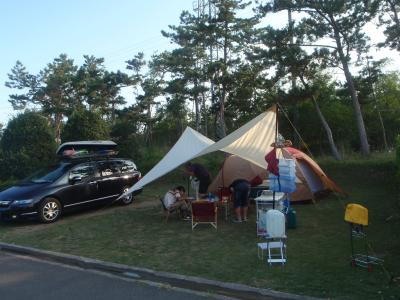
(1, 196), (161, 236)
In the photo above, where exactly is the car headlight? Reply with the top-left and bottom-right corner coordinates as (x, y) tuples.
(13, 199), (34, 205)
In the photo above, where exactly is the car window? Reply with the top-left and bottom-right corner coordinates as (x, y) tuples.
(21, 163), (71, 184)
(121, 160), (137, 173)
(98, 161), (120, 177)
(69, 163), (95, 180)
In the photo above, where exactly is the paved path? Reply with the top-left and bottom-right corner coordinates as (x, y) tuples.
(0, 252), (224, 300)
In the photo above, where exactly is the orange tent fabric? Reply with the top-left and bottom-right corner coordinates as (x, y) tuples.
(208, 147), (344, 202)
(282, 147), (344, 195)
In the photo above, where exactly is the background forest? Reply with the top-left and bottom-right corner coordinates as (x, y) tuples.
(1, 0), (400, 180)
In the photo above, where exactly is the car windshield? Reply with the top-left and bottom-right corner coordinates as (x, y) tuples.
(21, 164), (71, 184)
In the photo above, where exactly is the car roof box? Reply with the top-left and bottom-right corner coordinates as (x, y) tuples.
(56, 140), (118, 158)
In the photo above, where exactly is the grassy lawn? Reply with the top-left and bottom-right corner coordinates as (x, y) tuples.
(0, 155), (399, 299)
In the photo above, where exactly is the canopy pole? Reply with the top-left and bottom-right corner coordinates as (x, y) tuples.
(273, 104), (279, 210)
(277, 102), (314, 158)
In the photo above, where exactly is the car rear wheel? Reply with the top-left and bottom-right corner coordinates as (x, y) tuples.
(39, 198), (62, 223)
(120, 187), (133, 205)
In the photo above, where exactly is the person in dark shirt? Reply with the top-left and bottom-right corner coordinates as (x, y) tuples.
(185, 162), (211, 197)
(230, 179), (251, 223)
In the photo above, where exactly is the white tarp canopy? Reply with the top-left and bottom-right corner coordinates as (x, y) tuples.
(124, 106), (276, 194)
(125, 127), (214, 194)
(198, 106), (276, 168)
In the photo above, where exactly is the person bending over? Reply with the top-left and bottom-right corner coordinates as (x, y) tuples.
(230, 179), (250, 223)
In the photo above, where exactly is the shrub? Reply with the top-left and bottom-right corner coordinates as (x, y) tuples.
(0, 111), (57, 179)
(396, 135), (400, 181)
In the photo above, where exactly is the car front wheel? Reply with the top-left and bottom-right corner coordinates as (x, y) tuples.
(39, 198), (62, 223)
(120, 187), (133, 205)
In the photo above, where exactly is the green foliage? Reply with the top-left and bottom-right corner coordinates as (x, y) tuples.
(0, 111), (57, 179)
(0, 179), (17, 191)
(110, 121), (142, 163)
(61, 109), (110, 142)
(377, 0), (400, 50)
(396, 135), (400, 181)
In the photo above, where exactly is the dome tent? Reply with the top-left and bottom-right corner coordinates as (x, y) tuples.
(208, 148), (343, 202)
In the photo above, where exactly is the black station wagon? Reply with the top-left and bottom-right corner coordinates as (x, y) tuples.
(0, 141), (141, 223)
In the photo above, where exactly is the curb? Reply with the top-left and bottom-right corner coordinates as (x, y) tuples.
(0, 242), (321, 300)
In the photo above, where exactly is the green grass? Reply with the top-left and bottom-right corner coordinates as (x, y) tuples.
(0, 156), (399, 299)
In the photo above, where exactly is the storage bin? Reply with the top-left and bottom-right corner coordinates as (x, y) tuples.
(269, 174), (296, 193)
(278, 159), (296, 177)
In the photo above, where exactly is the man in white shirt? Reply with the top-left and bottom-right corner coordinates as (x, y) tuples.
(163, 186), (190, 219)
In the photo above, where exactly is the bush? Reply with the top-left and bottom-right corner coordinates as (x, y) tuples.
(396, 135), (400, 181)
(0, 111), (57, 180)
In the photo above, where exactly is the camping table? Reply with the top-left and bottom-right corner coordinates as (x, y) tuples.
(255, 191), (285, 236)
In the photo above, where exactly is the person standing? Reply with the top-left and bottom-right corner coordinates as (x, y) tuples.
(230, 179), (251, 223)
(185, 162), (211, 197)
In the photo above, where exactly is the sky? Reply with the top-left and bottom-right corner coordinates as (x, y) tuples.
(0, 0), (194, 124)
(0, 1), (399, 126)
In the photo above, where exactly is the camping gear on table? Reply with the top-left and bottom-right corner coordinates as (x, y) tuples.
(257, 209), (287, 265)
(344, 203), (383, 271)
(255, 191), (285, 236)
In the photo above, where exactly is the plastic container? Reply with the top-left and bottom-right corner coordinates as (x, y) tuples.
(266, 209), (286, 237)
(344, 203), (368, 226)
(269, 174), (296, 193)
(278, 159), (295, 177)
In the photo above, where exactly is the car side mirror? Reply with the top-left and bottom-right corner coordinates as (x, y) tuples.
(70, 175), (82, 184)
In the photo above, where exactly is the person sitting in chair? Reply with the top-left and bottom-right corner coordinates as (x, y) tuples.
(163, 186), (191, 220)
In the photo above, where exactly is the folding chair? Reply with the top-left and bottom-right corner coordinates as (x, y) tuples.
(191, 201), (218, 230)
(159, 197), (180, 223)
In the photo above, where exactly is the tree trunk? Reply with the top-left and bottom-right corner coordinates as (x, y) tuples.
(377, 108), (388, 151)
(54, 112), (62, 144)
(387, 0), (400, 27)
(332, 26), (370, 155)
(217, 20), (228, 140)
(311, 96), (342, 160)
(371, 81), (389, 151)
(194, 80), (200, 131)
(201, 90), (208, 136)
(146, 101), (152, 145)
(288, 8), (300, 148)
